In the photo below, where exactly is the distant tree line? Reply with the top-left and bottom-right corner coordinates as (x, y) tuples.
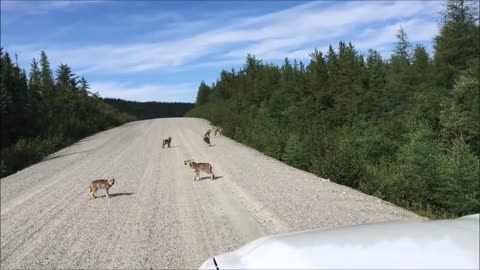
(0, 50), (137, 178)
(101, 98), (194, 119)
(188, 0), (480, 218)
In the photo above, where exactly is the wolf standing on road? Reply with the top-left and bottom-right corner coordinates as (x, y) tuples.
(89, 177), (115, 199)
(162, 136), (172, 148)
(203, 130), (212, 146)
(184, 160), (215, 181)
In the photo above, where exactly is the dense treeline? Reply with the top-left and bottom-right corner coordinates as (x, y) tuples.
(188, 0), (480, 218)
(0, 50), (136, 178)
(102, 98), (194, 119)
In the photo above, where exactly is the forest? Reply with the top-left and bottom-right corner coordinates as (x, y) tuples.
(0, 50), (137, 178)
(188, 0), (480, 218)
(102, 98), (194, 120)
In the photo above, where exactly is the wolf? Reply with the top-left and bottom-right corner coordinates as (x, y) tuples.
(184, 160), (214, 181)
(89, 177), (115, 199)
(162, 136), (172, 148)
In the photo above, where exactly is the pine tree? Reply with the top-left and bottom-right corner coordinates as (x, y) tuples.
(440, 59), (480, 152)
(411, 45), (432, 85)
(40, 51), (55, 95)
(0, 50), (14, 148)
(435, 139), (480, 215)
(56, 64), (78, 91)
(329, 41), (367, 122)
(280, 57), (295, 102)
(282, 133), (308, 170)
(387, 26), (413, 113)
(433, 0), (480, 88)
(27, 58), (44, 135)
(195, 81), (211, 106)
(29, 58), (42, 93)
(0, 51), (31, 144)
(307, 49), (329, 116)
(244, 54), (263, 104)
(409, 45), (443, 127)
(365, 49), (388, 116)
(79, 77), (90, 95)
(394, 26), (412, 65)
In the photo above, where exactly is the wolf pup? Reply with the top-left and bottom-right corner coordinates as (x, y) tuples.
(162, 136), (172, 148)
(89, 177), (115, 199)
(184, 160), (214, 181)
(203, 134), (211, 146)
(214, 127), (223, 136)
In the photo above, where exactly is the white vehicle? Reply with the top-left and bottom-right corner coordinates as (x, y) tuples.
(199, 214), (479, 269)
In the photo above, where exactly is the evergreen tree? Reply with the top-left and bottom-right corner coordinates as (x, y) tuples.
(56, 64), (78, 91)
(440, 59), (480, 152)
(411, 45), (432, 86)
(29, 58), (42, 92)
(365, 49), (388, 115)
(39, 51), (55, 94)
(434, 0), (480, 88)
(387, 26), (413, 113)
(435, 139), (480, 215)
(282, 133), (308, 170)
(0, 51), (14, 148)
(79, 77), (90, 95)
(195, 81), (211, 105)
(307, 49), (329, 117)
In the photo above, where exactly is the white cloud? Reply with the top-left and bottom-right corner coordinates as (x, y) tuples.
(90, 81), (198, 102)
(8, 1), (443, 75)
(354, 18), (440, 52)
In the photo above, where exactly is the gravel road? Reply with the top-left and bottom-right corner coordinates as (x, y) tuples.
(1, 118), (426, 269)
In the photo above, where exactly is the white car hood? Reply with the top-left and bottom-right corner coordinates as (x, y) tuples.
(199, 214), (479, 269)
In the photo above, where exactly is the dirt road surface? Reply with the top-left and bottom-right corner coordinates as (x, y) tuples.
(1, 118), (425, 269)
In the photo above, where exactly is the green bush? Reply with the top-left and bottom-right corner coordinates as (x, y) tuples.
(392, 120), (441, 204)
(282, 133), (308, 170)
(311, 128), (368, 188)
(0, 135), (63, 178)
(434, 139), (480, 215)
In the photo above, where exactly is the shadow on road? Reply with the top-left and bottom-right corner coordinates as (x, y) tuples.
(109, 192), (134, 197)
(44, 150), (91, 161)
(198, 175), (223, 181)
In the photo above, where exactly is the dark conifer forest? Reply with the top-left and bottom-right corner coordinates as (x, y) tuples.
(101, 98), (194, 120)
(0, 49), (138, 177)
(188, 0), (480, 218)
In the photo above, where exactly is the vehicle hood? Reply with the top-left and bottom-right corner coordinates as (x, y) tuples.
(199, 214), (479, 269)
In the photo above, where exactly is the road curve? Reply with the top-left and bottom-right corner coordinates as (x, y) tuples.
(1, 118), (425, 269)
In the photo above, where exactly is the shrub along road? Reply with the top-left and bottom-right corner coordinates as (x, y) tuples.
(1, 118), (425, 269)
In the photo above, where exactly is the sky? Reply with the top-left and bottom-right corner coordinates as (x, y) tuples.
(1, 0), (445, 103)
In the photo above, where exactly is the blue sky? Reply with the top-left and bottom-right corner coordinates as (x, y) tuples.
(1, 1), (444, 102)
